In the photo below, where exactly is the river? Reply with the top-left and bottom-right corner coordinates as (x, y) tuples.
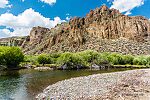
(0, 68), (134, 100)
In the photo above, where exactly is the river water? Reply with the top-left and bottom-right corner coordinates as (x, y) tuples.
(0, 68), (134, 100)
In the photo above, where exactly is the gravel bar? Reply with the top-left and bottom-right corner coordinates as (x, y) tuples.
(36, 69), (150, 100)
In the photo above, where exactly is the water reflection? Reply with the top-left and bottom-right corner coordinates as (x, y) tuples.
(0, 71), (28, 100)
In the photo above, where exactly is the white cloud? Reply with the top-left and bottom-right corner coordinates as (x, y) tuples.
(110, 0), (144, 15)
(40, 0), (56, 5)
(65, 13), (71, 21)
(66, 13), (70, 16)
(66, 17), (70, 21)
(0, 28), (32, 38)
(0, 0), (12, 8)
(125, 11), (132, 15)
(0, 8), (65, 38)
(0, 29), (11, 38)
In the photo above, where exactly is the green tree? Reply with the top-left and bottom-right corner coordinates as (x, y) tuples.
(122, 54), (134, 65)
(133, 56), (147, 65)
(56, 52), (73, 65)
(77, 50), (99, 66)
(0, 52), (5, 65)
(2, 47), (24, 68)
(56, 52), (86, 69)
(37, 54), (51, 65)
(107, 53), (124, 65)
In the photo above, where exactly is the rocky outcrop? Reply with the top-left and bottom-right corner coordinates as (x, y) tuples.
(30, 26), (50, 43)
(0, 36), (26, 46)
(70, 5), (150, 42)
(21, 5), (150, 55)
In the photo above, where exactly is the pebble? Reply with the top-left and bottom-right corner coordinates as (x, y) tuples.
(36, 69), (150, 100)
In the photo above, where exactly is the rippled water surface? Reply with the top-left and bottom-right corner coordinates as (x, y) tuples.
(0, 68), (134, 100)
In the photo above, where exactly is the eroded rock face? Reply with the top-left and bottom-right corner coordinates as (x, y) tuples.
(0, 36), (26, 46)
(22, 5), (150, 55)
(69, 5), (150, 42)
(30, 26), (50, 43)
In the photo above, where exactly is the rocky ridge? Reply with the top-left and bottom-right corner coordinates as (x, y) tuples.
(0, 36), (26, 46)
(14, 5), (150, 54)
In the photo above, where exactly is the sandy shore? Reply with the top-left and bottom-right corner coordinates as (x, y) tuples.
(36, 69), (150, 100)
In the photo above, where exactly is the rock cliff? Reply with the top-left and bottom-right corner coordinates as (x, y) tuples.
(21, 5), (150, 55)
(0, 36), (26, 46)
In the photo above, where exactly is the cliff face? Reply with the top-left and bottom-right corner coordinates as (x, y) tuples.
(0, 36), (26, 46)
(69, 6), (150, 42)
(21, 5), (150, 55)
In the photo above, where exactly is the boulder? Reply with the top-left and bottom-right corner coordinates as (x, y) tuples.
(91, 64), (100, 70)
(34, 67), (53, 71)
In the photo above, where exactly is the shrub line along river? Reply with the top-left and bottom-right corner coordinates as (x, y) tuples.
(0, 68), (136, 100)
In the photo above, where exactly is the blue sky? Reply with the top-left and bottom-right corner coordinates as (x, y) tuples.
(0, 0), (150, 38)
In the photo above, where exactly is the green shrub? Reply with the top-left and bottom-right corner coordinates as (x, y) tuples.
(107, 53), (124, 65)
(22, 50), (150, 69)
(56, 52), (86, 69)
(122, 54), (134, 65)
(94, 55), (110, 65)
(106, 53), (134, 65)
(56, 52), (72, 65)
(133, 56), (147, 65)
(146, 56), (150, 67)
(37, 54), (52, 65)
(77, 50), (99, 66)
(71, 53), (86, 66)
(0, 52), (5, 65)
(2, 47), (24, 68)
(24, 55), (38, 64)
(48, 52), (62, 64)
(56, 52), (74, 69)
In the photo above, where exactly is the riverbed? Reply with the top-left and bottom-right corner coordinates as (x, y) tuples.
(0, 68), (135, 100)
(37, 69), (150, 100)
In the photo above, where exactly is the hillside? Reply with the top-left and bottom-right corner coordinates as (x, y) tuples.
(2, 5), (150, 55)
(0, 36), (26, 46)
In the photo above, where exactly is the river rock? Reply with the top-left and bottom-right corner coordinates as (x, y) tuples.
(36, 69), (150, 99)
(91, 64), (100, 70)
(34, 67), (53, 71)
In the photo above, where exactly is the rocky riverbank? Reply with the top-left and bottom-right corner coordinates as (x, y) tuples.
(36, 69), (150, 100)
